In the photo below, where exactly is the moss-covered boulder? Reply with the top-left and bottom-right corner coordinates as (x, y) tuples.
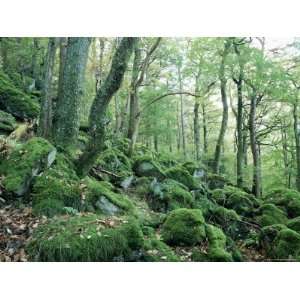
(205, 224), (233, 262)
(32, 154), (81, 217)
(148, 179), (194, 212)
(265, 188), (300, 218)
(211, 186), (259, 216)
(142, 236), (180, 262)
(0, 71), (40, 119)
(0, 110), (17, 133)
(182, 161), (207, 178)
(287, 217), (300, 233)
(255, 203), (288, 227)
(206, 173), (228, 190)
(26, 215), (144, 261)
(260, 224), (300, 260)
(207, 205), (249, 240)
(133, 155), (165, 179)
(165, 166), (200, 190)
(161, 208), (206, 246)
(0, 137), (57, 197)
(84, 179), (134, 215)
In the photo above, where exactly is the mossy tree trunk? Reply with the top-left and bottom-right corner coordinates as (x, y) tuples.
(194, 72), (201, 161)
(293, 101), (300, 191)
(76, 37), (137, 176)
(127, 40), (142, 156)
(38, 38), (58, 139)
(52, 37), (91, 149)
(249, 91), (262, 197)
(57, 37), (68, 103)
(213, 39), (231, 174)
(233, 42), (245, 188)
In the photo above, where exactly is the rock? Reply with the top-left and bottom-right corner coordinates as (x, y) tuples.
(287, 217), (300, 233)
(206, 173), (228, 189)
(133, 155), (165, 179)
(85, 179), (134, 215)
(120, 175), (134, 190)
(95, 196), (120, 216)
(0, 110), (17, 133)
(265, 188), (300, 218)
(0, 71), (40, 120)
(0, 137), (57, 197)
(148, 179), (194, 213)
(255, 203), (288, 227)
(165, 166), (200, 190)
(161, 208), (206, 246)
(26, 215), (144, 261)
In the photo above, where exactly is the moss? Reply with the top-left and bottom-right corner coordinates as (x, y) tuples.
(148, 179), (194, 212)
(0, 137), (56, 196)
(205, 224), (233, 262)
(85, 178), (134, 215)
(265, 188), (300, 218)
(206, 173), (228, 189)
(256, 203), (288, 227)
(142, 237), (180, 262)
(161, 208), (206, 246)
(0, 70), (40, 119)
(182, 161), (207, 177)
(165, 166), (200, 190)
(273, 228), (300, 259)
(132, 155), (165, 179)
(0, 109), (17, 132)
(287, 217), (300, 233)
(211, 186), (257, 216)
(98, 148), (132, 172)
(26, 215), (144, 262)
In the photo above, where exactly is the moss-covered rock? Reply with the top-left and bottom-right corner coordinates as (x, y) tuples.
(287, 217), (300, 233)
(259, 224), (300, 259)
(182, 161), (207, 178)
(211, 186), (259, 216)
(165, 166), (199, 190)
(132, 155), (165, 179)
(0, 137), (57, 197)
(206, 173), (228, 190)
(148, 179), (194, 212)
(255, 203), (288, 227)
(26, 215), (144, 261)
(0, 110), (17, 133)
(0, 71), (39, 119)
(265, 188), (300, 218)
(161, 208), (206, 246)
(84, 179), (134, 215)
(31, 153), (81, 217)
(142, 236), (180, 262)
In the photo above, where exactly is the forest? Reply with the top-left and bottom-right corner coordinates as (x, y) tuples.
(1, 37), (300, 262)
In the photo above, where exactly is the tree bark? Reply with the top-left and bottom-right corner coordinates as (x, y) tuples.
(178, 65), (186, 158)
(52, 37), (91, 149)
(194, 72), (201, 161)
(293, 101), (300, 191)
(57, 37), (68, 102)
(76, 37), (136, 176)
(213, 39), (231, 173)
(249, 92), (262, 197)
(38, 38), (58, 139)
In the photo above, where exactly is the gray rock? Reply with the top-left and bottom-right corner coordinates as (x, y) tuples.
(95, 196), (120, 215)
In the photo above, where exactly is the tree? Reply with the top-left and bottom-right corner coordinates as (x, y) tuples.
(76, 37), (137, 176)
(52, 37), (91, 149)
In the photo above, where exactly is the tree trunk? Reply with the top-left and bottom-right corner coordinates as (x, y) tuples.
(177, 66), (186, 158)
(194, 73), (201, 161)
(213, 39), (231, 174)
(202, 101), (208, 155)
(127, 41), (142, 156)
(249, 92), (262, 197)
(293, 102), (300, 191)
(76, 37), (136, 176)
(52, 37), (91, 149)
(38, 38), (58, 139)
(57, 37), (68, 102)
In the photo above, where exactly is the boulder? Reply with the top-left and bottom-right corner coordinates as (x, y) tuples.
(148, 178), (194, 213)
(255, 203), (288, 227)
(132, 155), (165, 179)
(0, 71), (39, 119)
(26, 215), (144, 261)
(0, 137), (56, 197)
(161, 208), (206, 246)
(0, 110), (17, 133)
